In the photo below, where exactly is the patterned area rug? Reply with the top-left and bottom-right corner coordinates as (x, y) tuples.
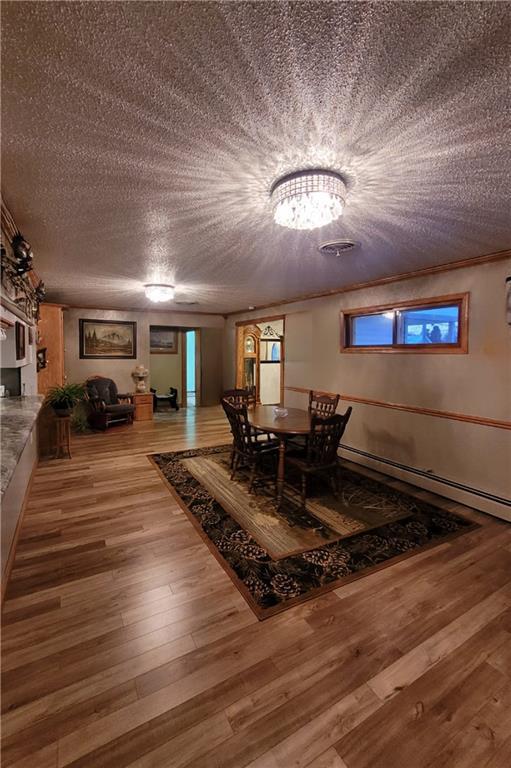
(151, 445), (478, 619)
(179, 450), (422, 559)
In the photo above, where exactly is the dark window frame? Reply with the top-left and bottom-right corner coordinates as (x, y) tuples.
(340, 293), (469, 354)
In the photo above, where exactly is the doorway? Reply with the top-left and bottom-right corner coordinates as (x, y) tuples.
(235, 316), (285, 405)
(182, 329), (201, 407)
(149, 326), (201, 410)
(149, 325), (182, 409)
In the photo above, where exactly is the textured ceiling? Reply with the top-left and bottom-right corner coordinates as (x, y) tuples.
(1, 1), (510, 314)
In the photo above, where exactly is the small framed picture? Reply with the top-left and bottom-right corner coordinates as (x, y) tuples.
(15, 322), (26, 360)
(79, 319), (137, 359)
(36, 347), (47, 372)
(150, 326), (178, 354)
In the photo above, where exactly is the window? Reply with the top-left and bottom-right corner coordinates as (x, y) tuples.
(340, 293), (468, 353)
(351, 313), (394, 346)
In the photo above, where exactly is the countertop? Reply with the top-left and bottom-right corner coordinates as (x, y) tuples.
(1, 396), (44, 498)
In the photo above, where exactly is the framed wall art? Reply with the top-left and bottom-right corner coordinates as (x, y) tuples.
(79, 319), (137, 359)
(149, 326), (178, 354)
(36, 347), (47, 372)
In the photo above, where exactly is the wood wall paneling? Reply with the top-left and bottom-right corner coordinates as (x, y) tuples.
(37, 305), (65, 395)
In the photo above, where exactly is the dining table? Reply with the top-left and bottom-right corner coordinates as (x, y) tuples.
(247, 404), (312, 505)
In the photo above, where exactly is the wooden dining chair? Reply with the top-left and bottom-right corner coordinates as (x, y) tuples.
(221, 399), (279, 492)
(288, 390), (341, 452)
(285, 408), (352, 509)
(309, 390), (340, 416)
(222, 388), (250, 406)
(223, 388), (270, 449)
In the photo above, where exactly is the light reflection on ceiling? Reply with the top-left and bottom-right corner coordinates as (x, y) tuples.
(1, 1), (510, 313)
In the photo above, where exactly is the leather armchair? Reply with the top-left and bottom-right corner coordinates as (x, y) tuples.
(85, 376), (135, 430)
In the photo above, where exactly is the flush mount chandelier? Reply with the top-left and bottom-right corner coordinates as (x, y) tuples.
(270, 169), (346, 230)
(144, 284), (175, 302)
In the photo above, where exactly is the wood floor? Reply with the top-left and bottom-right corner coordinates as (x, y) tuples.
(2, 406), (511, 768)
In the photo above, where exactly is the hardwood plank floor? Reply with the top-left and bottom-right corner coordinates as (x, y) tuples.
(1, 406), (510, 768)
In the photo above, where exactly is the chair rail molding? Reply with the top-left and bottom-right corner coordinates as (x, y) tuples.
(284, 387), (511, 431)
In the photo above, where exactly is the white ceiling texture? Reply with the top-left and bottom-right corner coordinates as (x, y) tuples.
(1, 1), (509, 314)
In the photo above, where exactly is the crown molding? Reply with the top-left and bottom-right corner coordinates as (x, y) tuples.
(225, 248), (511, 317)
(65, 303), (224, 317)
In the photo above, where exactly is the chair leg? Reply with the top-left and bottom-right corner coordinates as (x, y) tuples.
(230, 453), (239, 480)
(300, 473), (307, 509)
(329, 470), (338, 498)
(248, 459), (257, 494)
(230, 446), (235, 469)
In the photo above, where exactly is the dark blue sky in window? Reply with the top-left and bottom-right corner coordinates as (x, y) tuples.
(351, 304), (460, 346)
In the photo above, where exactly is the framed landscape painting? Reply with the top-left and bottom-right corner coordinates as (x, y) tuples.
(150, 326), (178, 354)
(79, 319), (137, 359)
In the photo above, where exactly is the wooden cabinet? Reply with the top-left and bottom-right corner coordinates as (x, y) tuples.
(132, 392), (153, 421)
(37, 304), (65, 395)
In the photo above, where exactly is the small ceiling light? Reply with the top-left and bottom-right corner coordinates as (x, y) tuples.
(270, 169), (346, 230)
(144, 284), (175, 303)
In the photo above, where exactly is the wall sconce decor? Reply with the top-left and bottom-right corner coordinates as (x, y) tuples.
(12, 234), (33, 276)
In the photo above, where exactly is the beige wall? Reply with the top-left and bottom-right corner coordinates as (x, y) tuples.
(64, 307), (224, 397)
(224, 258), (511, 520)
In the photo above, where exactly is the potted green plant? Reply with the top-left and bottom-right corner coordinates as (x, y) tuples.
(45, 383), (85, 417)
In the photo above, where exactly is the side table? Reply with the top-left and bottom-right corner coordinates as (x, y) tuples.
(132, 392), (153, 421)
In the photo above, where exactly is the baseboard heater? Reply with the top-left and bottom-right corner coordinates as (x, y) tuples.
(340, 444), (511, 508)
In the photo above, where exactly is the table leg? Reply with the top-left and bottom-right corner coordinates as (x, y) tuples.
(55, 417), (72, 459)
(276, 437), (286, 506)
(66, 419), (72, 459)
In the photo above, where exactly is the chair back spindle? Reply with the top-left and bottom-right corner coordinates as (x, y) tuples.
(308, 390), (340, 417)
(223, 388), (251, 407)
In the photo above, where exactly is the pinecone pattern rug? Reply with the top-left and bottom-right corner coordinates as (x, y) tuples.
(150, 445), (478, 619)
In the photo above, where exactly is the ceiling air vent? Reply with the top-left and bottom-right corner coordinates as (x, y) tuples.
(175, 300), (199, 306)
(318, 240), (358, 257)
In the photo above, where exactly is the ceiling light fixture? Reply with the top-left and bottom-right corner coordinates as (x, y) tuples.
(270, 169), (346, 230)
(144, 284), (175, 303)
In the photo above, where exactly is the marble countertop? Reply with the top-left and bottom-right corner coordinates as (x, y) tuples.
(1, 396), (44, 498)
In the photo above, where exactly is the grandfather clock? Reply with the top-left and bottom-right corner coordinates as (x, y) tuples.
(236, 324), (260, 403)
